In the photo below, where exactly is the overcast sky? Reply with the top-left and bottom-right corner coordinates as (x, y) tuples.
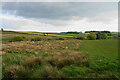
(1, 2), (118, 32)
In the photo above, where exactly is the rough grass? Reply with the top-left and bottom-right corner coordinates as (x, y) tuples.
(2, 38), (88, 78)
(2, 31), (119, 79)
(2, 34), (54, 42)
(36, 66), (67, 78)
(22, 57), (41, 69)
(2, 40), (81, 53)
(47, 51), (89, 68)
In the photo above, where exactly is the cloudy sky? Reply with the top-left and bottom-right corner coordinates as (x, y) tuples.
(1, 2), (118, 32)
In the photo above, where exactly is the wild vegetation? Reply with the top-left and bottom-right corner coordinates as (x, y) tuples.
(1, 30), (119, 79)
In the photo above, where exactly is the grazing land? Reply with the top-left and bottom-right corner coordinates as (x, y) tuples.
(1, 31), (119, 79)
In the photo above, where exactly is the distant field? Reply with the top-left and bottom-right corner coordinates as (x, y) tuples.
(47, 33), (86, 37)
(1, 31), (119, 79)
(1, 31), (86, 37)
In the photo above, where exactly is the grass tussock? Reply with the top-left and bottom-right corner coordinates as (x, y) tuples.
(39, 66), (67, 78)
(22, 57), (41, 69)
(0, 51), (6, 56)
(4, 65), (25, 78)
(48, 51), (89, 68)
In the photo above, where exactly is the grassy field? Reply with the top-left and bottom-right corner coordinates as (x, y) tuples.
(1, 31), (119, 79)
(80, 39), (118, 77)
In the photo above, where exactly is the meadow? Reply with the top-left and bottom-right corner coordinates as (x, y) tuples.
(1, 31), (119, 79)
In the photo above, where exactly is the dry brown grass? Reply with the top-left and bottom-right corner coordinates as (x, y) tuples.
(0, 51), (5, 56)
(47, 51), (89, 68)
(5, 65), (25, 78)
(22, 57), (41, 69)
(40, 66), (67, 78)
(2, 40), (82, 54)
(2, 40), (88, 68)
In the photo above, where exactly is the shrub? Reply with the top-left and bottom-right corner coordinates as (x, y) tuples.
(31, 37), (42, 41)
(87, 33), (97, 40)
(107, 36), (113, 39)
(10, 36), (25, 42)
(100, 33), (108, 39)
(96, 33), (108, 39)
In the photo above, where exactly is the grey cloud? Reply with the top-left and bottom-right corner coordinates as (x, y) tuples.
(2, 2), (117, 20)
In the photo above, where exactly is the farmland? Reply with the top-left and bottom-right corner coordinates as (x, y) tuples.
(1, 31), (119, 79)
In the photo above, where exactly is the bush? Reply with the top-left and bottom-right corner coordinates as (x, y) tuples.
(96, 33), (108, 39)
(87, 33), (97, 40)
(107, 36), (113, 39)
(100, 33), (108, 39)
(10, 36), (25, 42)
(31, 37), (42, 41)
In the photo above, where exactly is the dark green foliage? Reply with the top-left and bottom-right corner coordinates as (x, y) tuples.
(66, 31), (79, 34)
(1, 28), (3, 31)
(85, 31), (113, 40)
(31, 37), (42, 41)
(96, 33), (108, 39)
(100, 33), (108, 39)
(85, 30), (111, 34)
(101, 31), (111, 33)
(10, 36), (25, 42)
(85, 31), (99, 33)
(96, 33), (101, 39)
